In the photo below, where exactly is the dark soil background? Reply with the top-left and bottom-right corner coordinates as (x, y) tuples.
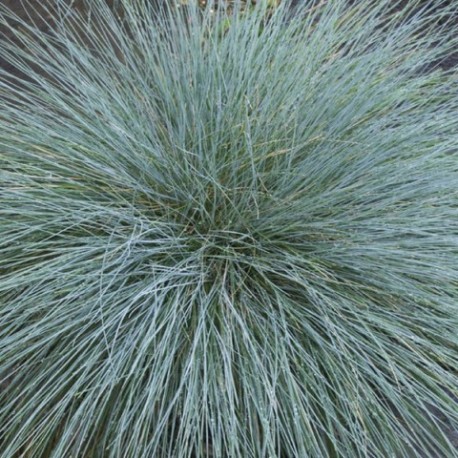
(1, 0), (457, 75)
(0, 0), (123, 80)
(1, 0), (457, 79)
(1, 1), (457, 457)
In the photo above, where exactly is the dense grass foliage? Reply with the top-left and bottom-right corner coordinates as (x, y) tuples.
(1, 0), (457, 456)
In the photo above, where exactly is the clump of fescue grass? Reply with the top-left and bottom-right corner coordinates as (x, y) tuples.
(1, 0), (457, 456)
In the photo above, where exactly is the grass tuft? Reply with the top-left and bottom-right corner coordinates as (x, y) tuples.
(1, 1), (458, 456)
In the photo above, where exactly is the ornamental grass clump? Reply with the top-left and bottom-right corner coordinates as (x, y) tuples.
(1, 0), (458, 456)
